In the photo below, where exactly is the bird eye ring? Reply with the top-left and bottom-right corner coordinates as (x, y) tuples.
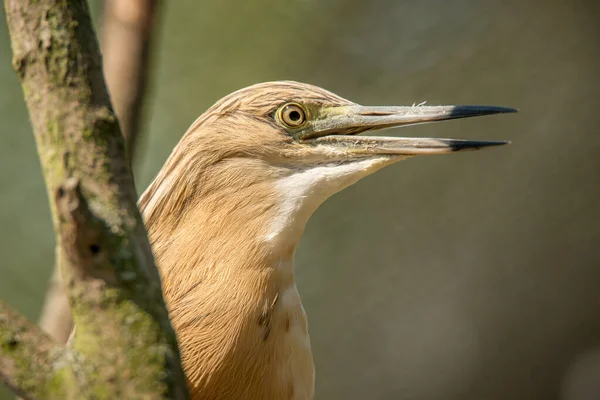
(278, 103), (307, 128)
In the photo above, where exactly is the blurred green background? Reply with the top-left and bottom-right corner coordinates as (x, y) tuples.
(1, 1), (599, 399)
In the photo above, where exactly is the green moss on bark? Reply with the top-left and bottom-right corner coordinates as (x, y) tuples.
(2, 0), (189, 398)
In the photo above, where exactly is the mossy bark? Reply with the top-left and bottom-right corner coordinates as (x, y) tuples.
(39, 0), (161, 346)
(0, 302), (70, 400)
(1, 0), (189, 398)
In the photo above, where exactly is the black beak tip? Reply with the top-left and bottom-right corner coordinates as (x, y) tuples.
(496, 107), (519, 114)
(450, 139), (511, 151)
(451, 105), (518, 118)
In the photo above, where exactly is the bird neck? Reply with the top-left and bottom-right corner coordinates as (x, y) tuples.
(138, 132), (391, 397)
(141, 156), (306, 291)
(140, 156), (316, 398)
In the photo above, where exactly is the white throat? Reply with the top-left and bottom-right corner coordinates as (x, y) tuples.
(264, 157), (395, 245)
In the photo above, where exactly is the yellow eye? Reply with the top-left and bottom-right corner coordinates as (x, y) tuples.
(279, 103), (307, 128)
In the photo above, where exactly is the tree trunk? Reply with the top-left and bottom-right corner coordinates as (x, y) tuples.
(38, 0), (161, 345)
(1, 0), (188, 398)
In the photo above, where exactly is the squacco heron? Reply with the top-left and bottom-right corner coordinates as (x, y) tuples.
(138, 81), (515, 399)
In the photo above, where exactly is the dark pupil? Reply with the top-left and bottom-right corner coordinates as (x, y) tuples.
(288, 110), (301, 122)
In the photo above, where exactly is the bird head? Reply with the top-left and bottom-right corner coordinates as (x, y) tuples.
(184, 80), (512, 167)
(141, 81), (514, 257)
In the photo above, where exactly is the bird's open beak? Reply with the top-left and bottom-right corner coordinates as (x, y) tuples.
(301, 104), (516, 155)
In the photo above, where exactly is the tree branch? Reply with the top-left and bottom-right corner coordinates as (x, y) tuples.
(0, 301), (67, 400)
(38, 0), (161, 346)
(2, 0), (188, 398)
(102, 0), (159, 161)
(38, 267), (72, 343)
